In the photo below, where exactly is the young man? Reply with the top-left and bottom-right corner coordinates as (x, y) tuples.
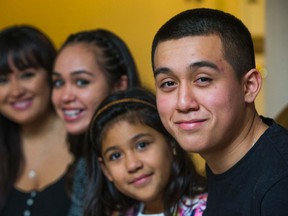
(151, 8), (288, 215)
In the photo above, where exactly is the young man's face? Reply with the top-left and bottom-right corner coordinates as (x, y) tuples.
(153, 35), (247, 157)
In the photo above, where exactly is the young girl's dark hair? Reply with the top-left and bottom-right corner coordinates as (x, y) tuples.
(84, 87), (206, 216)
(0, 25), (57, 212)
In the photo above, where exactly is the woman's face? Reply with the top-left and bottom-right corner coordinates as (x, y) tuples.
(0, 59), (51, 125)
(52, 43), (120, 135)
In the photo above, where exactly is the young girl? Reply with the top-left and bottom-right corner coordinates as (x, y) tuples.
(85, 87), (207, 216)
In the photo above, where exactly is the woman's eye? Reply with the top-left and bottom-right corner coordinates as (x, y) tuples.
(76, 79), (90, 87)
(52, 79), (64, 88)
(20, 72), (35, 80)
(0, 75), (8, 85)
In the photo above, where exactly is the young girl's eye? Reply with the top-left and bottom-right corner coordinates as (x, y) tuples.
(136, 141), (150, 150)
(109, 152), (122, 161)
(76, 79), (90, 87)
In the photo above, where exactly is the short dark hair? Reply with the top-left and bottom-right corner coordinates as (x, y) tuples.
(152, 8), (255, 79)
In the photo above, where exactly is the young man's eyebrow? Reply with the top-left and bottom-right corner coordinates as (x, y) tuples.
(154, 67), (171, 78)
(154, 60), (219, 78)
(188, 61), (219, 71)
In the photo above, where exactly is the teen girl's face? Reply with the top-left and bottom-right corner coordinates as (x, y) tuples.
(52, 43), (121, 135)
(0, 59), (51, 125)
(100, 120), (173, 214)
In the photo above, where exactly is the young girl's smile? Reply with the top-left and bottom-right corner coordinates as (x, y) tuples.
(100, 120), (173, 214)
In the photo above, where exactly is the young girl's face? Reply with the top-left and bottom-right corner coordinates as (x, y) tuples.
(100, 120), (173, 213)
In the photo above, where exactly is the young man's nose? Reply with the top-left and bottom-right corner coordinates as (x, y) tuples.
(176, 84), (199, 112)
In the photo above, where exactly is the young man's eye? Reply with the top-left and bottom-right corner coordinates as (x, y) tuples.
(156, 80), (177, 92)
(195, 77), (212, 84)
(76, 79), (90, 87)
(161, 81), (176, 88)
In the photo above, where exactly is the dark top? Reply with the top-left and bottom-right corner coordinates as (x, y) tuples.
(3, 174), (71, 216)
(68, 158), (88, 216)
(204, 117), (288, 216)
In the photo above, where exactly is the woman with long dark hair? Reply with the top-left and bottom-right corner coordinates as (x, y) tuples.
(0, 25), (72, 215)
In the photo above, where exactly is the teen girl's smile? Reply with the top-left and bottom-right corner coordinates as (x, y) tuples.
(52, 43), (111, 135)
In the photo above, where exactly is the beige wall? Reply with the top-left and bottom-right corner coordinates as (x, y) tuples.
(0, 0), (265, 173)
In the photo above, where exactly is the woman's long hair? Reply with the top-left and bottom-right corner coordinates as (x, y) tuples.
(0, 25), (56, 212)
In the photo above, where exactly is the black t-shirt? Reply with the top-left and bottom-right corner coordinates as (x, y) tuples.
(3, 174), (71, 216)
(204, 117), (288, 216)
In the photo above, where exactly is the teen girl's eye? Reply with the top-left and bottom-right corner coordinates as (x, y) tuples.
(52, 79), (64, 88)
(75, 79), (90, 87)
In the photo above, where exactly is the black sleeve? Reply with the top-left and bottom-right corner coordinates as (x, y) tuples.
(68, 158), (88, 216)
(261, 176), (288, 216)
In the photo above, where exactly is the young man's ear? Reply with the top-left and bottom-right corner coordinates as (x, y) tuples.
(98, 157), (113, 182)
(113, 75), (128, 92)
(243, 68), (262, 103)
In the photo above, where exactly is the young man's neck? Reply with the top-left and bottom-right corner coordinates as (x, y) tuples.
(203, 114), (268, 174)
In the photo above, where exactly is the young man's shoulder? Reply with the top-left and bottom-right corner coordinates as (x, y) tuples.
(261, 116), (288, 156)
(255, 116), (288, 199)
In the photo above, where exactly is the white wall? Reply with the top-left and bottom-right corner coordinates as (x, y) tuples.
(266, 0), (288, 118)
